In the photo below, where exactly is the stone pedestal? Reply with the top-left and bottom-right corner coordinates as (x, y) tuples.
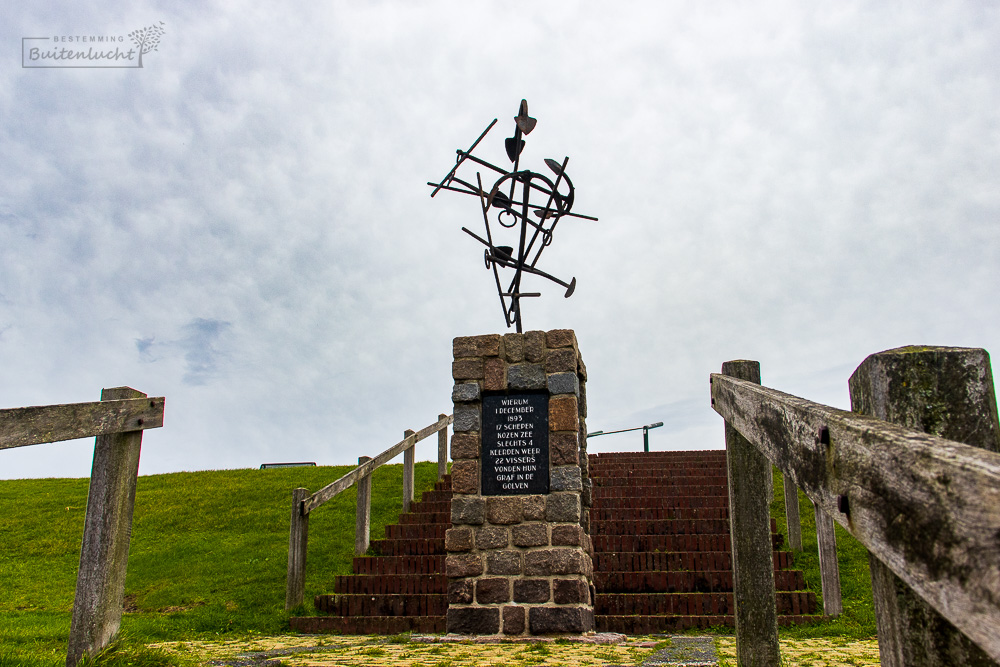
(446, 330), (594, 635)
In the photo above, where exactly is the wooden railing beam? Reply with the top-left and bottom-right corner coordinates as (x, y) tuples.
(720, 360), (780, 666)
(354, 456), (372, 556)
(849, 346), (1000, 666)
(402, 429), (415, 513)
(1, 397), (164, 450)
(710, 372), (1000, 662)
(284, 488), (309, 611)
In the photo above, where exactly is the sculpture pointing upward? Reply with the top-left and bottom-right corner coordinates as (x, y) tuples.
(428, 100), (597, 333)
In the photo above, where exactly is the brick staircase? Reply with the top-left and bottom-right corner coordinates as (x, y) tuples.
(590, 450), (820, 633)
(289, 475), (453, 634)
(292, 450), (820, 634)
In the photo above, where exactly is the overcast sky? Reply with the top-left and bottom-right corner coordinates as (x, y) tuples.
(2, 3), (998, 479)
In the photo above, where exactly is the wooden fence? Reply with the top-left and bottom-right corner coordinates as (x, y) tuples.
(285, 412), (452, 610)
(0, 387), (165, 667)
(711, 347), (1000, 666)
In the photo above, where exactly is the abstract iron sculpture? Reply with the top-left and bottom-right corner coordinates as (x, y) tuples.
(428, 100), (597, 333)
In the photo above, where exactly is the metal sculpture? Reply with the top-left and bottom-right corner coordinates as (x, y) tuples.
(428, 100), (596, 332)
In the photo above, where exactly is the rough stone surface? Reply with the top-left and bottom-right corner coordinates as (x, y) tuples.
(486, 496), (524, 525)
(551, 524), (584, 546)
(553, 578), (589, 604)
(475, 525), (509, 550)
(476, 578), (511, 604)
(581, 478), (592, 508)
(513, 579), (550, 603)
(577, 356), (587, 382)
(525, 331), (547, 362)
(448, 607), (500, 635)
(507, 363), (546, 391)
(484, 357), (508, 392)
(546, 329), (576, 349)
(549, 395), (579, 431)
(550, 432), (579, 466)
(446, 553), (483, 578)
(445, 527), (473, 552)
(579, 381), (587, 417)
(529, 606), (594, 634)
(523, 495), (546, 521)
(546, 349), (578, 374)
(451, 460), (479, 494)
(448, 578), (473, 604)
(453, 404), (481, 433)
(450, 432), (480, 461)
(512, 522), (548, 547)
(452, 358), (484, 381)
(486, 551), (523, 576)
(454, 334), (502, 359)
(502, 605), (526, 635)
(503, 333), (525, 363)
(452, 382), (481, 403)
(524, 548), (587, 576)
(550, 465), (583, 492)
(547, 372), (580, 396)
(451, 496), (486, 525)
(546, 493), (581, 523)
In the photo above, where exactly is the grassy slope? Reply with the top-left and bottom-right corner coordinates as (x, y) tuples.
(771, 468), (877, 639)
(0, 462), (441, 665)
(0, 459), (877, 665)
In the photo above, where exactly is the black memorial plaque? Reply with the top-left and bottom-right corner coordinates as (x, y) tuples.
(481, 393), (549, 495)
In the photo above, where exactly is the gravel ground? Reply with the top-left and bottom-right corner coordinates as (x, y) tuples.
(152, 633), (881, 666)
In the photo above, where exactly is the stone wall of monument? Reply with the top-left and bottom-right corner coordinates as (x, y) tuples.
(446, 329), (594, 635)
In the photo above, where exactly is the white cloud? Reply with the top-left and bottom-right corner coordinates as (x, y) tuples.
(2, 2), (999, 478)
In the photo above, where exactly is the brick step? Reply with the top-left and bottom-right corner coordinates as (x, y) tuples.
(592, 475), (728, 487)
(290, 615), (446, 634)
(590, 507), (729, 522)
(590, 454), (726, 464)
(385, 524), (449, 540)
(592, 518), (776, 536)
(588, 471), (728, 480)
(351, 555), (446, 575)
(371, 538), (445, 556)
(594, 569), (807, 594)
(407, 500), (452, 514)
(334, 574), (447, 595)
(592, 486), (728, 498)
(595, 591), (818, 616)
(593, 533), (784, 553)
(398, 511), (452, 525)
(315, 593), (448, 617)
(594, 550), (796, 572)
(419, 490), (454, 503)
(591, 496), (729, 510)
(595, 614), (825, 634)
(589, 461), (727, 470)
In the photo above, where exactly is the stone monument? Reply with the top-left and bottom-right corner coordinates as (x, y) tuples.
(446, 330), (594, 635)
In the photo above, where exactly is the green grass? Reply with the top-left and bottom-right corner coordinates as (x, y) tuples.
(770, 468), (877, 639)
(0, 461), (443, 665)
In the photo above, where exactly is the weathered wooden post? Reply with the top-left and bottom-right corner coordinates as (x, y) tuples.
(403, 429), (415, 513)
(285, 487), (309, 610)
(782, 476), (802, 551)
(719, 361), (780, 666)
(438, 413), (448, 481)
(355, 456), (373, 556)
(813, 501), (842, 616)
(66, 387), (146, 667)
(849, 346), (1000, 666)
